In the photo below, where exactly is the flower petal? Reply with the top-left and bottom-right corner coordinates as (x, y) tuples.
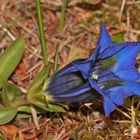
(105, 86), (133, 105)
(46, 72), (87, 95)
(88, 78), (104, 95)
(103, 95), (116, 116)
(97, 23), (112, 53)
(53, 84), (100, 102)
(114, 42), (140, 69)
(89, 23), (112, 61)
(53, 83), (91, 98)
(125, 82), (140, 96)
(54, 59), (84, 78)
(53, 91), (99, 102)
(73, 60), (91, 78)
(99, 43), (125, 59)
(114, 68), (140, 81)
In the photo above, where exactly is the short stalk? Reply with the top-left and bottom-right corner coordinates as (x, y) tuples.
(60, 0), (68, 34)
(131, 97), (140, 135)
(131, 97), (136, 128)
(35, 0), (48, 65)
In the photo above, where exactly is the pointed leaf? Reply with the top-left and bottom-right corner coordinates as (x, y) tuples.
(2, 82), (10, 106)
(29, 89), (65, 112)
(48, 103), (65, 112)
(0, 37), (25, 88)
(0, 106), (17, 125)
(17, 105), (31, 113)
(16, 113), (31, 119)
(3, 82), (25, 101)
(28, 63), (51, 93)
(16, 105), (32, 119)
(2, 82), (25, 107)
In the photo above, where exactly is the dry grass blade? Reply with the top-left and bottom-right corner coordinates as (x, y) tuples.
(119, 0), (126, 22)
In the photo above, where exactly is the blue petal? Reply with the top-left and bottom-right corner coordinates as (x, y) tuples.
(54, 59), (85, 78)
(125, 82), (140, 96)
(73, 60), (91, 79)
(53, 84), (100, 102)
(99, 43), (125, 59)
(54, 83), (91, 98)
(103, 95), (116, 116)
(114, 68), (140, 81)
(47, 72), (87, 95)
(114, 42), (140, 69)
(54, 91), (98, 102)
(88, 78), (104, 95)
(89, 23), (112, 61)
(105, 86), (133, 105)
(89, 78), (117, 116)
(98, 72), (115, 83)
(97, 23), (112, 53)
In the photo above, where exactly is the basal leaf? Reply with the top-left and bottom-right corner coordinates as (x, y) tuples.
(0, 106), (17, 125)
(2, 82), (25, 107)
(29, 91), (65, 112)
(16, 113), (31, 119)
(0, 37), (25, 88)
(17, 105), (31, 113)
(48, 103), (65, 112)
(2, 82), (10, 106)
(16, 105), (32, 119)
(3, 82), (25, 101)
(28, 63), (51, 93)
(29, 93), (53, 112)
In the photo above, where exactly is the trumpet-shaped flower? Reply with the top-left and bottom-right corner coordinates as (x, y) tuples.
(44, 23), (140, 116)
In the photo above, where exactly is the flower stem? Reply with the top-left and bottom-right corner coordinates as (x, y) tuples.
(35, 0), (48, 65)
(60, 0), (68, 34)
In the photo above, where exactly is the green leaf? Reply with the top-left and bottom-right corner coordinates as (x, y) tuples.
(35, 101), (65, 112)
(54, 44), (59, 72)
(35, 0), (48, 65)
(60, 0), (68, 33)
(16, 112), (31, 119)
(29, 93), (53, 112)
(29, 90), (65, 112)
(0, 106), (17, 125)
(2, 82), (10, 106)
(16, 104), (32, 119)
(28, 63), (51, 93)
(17, 105), (31, 113)
(2, 82), (25, 107)
(0, 37), (25, 88)
(48, 103), (65, 112)
(3, 82), (24, 101)
(33, 100), (52, 112)
(16, 105), (32, 118)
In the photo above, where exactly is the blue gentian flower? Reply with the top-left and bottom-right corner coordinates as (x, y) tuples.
(44, 23), (140, 116)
